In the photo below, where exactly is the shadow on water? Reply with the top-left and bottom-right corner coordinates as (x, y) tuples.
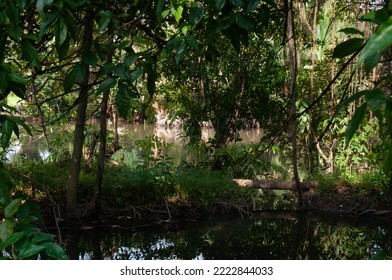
(63, 211), (392, 260)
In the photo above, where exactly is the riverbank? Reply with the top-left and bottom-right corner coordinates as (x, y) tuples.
(7, 159), (391, 230)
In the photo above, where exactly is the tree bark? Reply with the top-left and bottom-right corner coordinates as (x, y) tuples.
(287, 0), (304, 207)
(308, 0), (318, 174)
(88, 35), (115, 215)
(66, 9), (94, 217)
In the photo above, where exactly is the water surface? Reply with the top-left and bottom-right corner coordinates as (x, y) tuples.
(63, 212), (391, 260)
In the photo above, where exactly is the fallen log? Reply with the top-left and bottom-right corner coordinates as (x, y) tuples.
(233, 179), (319, 191)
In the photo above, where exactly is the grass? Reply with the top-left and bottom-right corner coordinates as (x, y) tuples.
(7, 159), (259, 213)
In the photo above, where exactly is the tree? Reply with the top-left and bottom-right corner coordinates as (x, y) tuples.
(160, 1), (285, 155)
(0, 0), (66, 259)
(331, 1), (392, 212)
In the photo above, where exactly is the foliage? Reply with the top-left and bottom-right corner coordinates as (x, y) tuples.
(173, 168), (255, 209)
(1, 162), (67, 259)
(0, 0), (391, 260)
(309, 171), (389, 211)
(334, 4), (392, 173)
(0, 0), (67, 260)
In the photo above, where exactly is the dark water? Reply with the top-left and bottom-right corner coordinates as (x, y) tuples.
(63, 212), (391, 260)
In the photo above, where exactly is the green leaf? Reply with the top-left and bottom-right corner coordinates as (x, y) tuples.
(97, 77), (116, 95)
(64, 64), (86, 91)
(338, 28), (364, 37)
(36, 0), (53, 14)
(32, 232), (56, 244)
(130, 66), (143, 81)
(0, 168), (12, 205)
(215, 17), (234, 33)
(21, 40), (40, 68)
(0, 232), (24, 251)
(361, 8), (389, 25)
(5, 198), (22, 218)
(171, 5), (183, 23)
(336, 90), (368, 112)
(161, 9), (170, 21)
(264, 0), (277, 8)
(124, 53), (139, 68)
(215, 0), (226, 11)
(1, 119), (15, 148)
(189, 2), (204, 26)
(55, 17), (68, 48)
(0, 220), (14, 242)
(6, 79), (26, 100)
(18, 244), (46, 259)
(97, 10), (111, 31)
(175, 41), (188, 64)
(235, 13), (253, 30)
(357, 18), (392, 72)
(345, 103), (367, 145)
(371, 251), (390, 260)
(229, 0), (244, 7)
(247, 0), (261, 13)
(333, 38), (364, 58)
(39, 10), (58, 39)
(42, 242), (68, 259)
(56, 33), (70, 61)
(382, 148), (392, 173)
(114, 65), (130, 81)
(15, 203), (30, 221)
(6, 115), (32, 136)
(74, 64), (87, 82)
(63, 68), (76, 92)
(12, 123), (20, 138)
(16, 0), (27, 9)
(115, 82), (131, 119)
(363, 52), (381, 72)
(364, 88), (386, 121)
(156, 0), (165, 23)
(82, 51), (98, 66)
(8, 72), (26, 84)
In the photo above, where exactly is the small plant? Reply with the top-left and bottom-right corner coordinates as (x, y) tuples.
(1, 106), (67, 259)
(0, 166), (67, 259)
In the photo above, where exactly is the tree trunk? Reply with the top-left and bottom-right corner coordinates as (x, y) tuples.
(287, 0), (304, 207)
(66, 9), (94, 217)
(88, 35), (115, 215)
(308, 0), (318, 174)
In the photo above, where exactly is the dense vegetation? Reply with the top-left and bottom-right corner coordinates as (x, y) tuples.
(1, 0), (392, 259)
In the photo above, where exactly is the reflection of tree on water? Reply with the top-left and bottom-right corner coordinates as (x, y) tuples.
(62, 212), (391, 260)
(7, 124), (263, 165)
(6, 139), (51, 162)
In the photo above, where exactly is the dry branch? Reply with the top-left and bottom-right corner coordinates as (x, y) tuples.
(233, 179), (319, 191)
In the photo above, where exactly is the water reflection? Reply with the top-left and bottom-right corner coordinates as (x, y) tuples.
(63, 213), (391, 260)
(6, 124), (262, 163)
